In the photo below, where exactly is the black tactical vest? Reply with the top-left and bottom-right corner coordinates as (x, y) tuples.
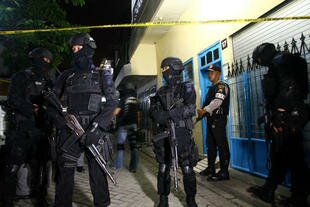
(261, 53), (308, 113)
(158, 82), (183, 111)
(63, 70), (105, 117)
(24, 69), (49, 104)
(157, 81), (195, 129)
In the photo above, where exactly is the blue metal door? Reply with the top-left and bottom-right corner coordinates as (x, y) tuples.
(198, 41), (222, 154)
(228, 62), (270, 177)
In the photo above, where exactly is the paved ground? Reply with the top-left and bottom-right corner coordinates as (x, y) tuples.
(11, 145), (303, 207)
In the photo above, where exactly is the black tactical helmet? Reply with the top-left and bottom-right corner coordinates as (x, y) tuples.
(161, 57), (183, 72)
(28, 48), (53, 62)
(118, 82), (135, 92)
(124, 82), (135, 91)
(69, 33), (97, 49)
(252, 43), (277, 66)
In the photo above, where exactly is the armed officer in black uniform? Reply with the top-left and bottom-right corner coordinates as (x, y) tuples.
(1, 48), (53, 207)
(49, 33), (118, 207)
(150, 57), (199, 207)
(248, 43), (310, 207)
(114, 83), (139, 172)
(197, 65), (230, 181)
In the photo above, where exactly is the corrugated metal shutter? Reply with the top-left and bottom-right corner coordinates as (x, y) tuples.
(233, 0), (310, 61)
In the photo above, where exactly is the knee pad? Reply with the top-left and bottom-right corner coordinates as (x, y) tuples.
(182, 166), (194, 176)
(159, 164), (167, 174)
(117, 144), (125, 151)
(159, 164), (170, 175)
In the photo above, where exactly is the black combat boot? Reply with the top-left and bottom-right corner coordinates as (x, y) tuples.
(186, 196), (198, 207)
(207, 170), (230, 181)
(247, 184), (275, 203)
(208, 159), (230, 181)
(157, 195), (169, 207)
(199, 166), (215, 177)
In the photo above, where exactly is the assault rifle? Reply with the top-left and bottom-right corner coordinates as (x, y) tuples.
(152, 98), (184, 191)
(42, 89), (116, 184)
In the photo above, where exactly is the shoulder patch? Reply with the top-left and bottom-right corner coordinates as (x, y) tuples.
(217, 81), (229, 94)
(217, 83), (225, 90)
(184, 82), (193, 93)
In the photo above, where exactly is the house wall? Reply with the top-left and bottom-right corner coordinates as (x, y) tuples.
(153, 0), (285, 153)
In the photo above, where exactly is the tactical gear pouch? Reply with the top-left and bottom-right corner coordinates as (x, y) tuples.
(101, 134), (114, 164)
(289, 103), (310, 131)
(88, 94), (102, 112)
(185, 119), (194, 130)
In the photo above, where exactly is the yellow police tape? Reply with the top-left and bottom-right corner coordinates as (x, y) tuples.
(0, 79), (10, 83)
(0, 16), (310, 35)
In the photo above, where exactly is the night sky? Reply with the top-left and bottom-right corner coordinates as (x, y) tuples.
(62, 0), (131, 65)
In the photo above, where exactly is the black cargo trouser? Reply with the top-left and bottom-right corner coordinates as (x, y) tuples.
(1, 125), (45, 200)
(153, 128), (198, 197)
(30, 135), (50, 199)
(54, 129), (110, 207)
(206, 116), (230, 171)
(266, 130), (309, 202)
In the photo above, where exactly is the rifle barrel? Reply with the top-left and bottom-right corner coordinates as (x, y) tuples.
(89, 144), (117, 185)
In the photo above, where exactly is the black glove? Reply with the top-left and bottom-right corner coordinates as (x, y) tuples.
(271, 110), (287, 129)
(84, 122), (105, 147)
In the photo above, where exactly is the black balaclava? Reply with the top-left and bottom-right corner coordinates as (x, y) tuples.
(69, 33), (96, 70)
(28, 48), (53, 76)
(252, 43), (277, 66)
(161, 57), (183, 86)
(72, 46), (94, 70)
